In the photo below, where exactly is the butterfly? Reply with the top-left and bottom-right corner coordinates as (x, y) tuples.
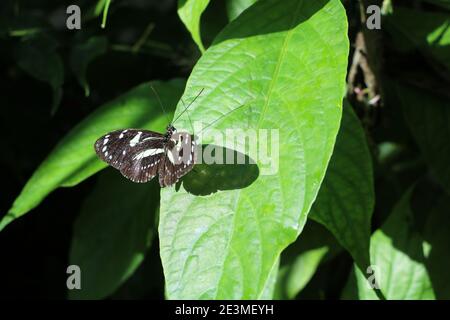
(94, 87), (248, 187)
(94, 125), (196, 187)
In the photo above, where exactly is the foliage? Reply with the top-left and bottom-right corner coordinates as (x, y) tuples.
(0, 0), (449, 300)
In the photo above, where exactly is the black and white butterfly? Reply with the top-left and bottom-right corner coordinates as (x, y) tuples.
(94, 87), (205, 187)
(94, 87), (248, 187)
(94, 125), (196, 187)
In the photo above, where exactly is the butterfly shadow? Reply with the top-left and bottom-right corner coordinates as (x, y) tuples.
(177, 145), (259, 196)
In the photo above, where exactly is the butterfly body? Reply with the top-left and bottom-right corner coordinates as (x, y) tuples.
(94, 125), (196, 187)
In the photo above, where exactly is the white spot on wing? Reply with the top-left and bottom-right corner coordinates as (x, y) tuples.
(143, 136), (162, 142)
(129, 132), (142, 147)
(167, 151), (175, 164)
(133, 148), (165, 160)
(103, 138), (109, 145)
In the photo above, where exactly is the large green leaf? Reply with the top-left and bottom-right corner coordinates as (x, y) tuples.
(14, 34), (64, 115)
(69, 169), (159, 299)
(398, 84), (450, 194)
(310, 102), (374, 271)
(385, 7), (450, 70)
(0, 79), (185, 232)
(344, 187), (435, 300)
(159, 0), (349, 299)
(225, 0), (257, 21)
(178, 0), (210, 52)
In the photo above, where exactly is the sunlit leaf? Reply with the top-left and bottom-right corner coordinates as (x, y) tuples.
(178, 0), (210, 52)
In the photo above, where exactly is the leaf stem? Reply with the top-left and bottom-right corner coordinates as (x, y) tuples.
(101, 0), (112, 29)
(132, 22), (155, 54)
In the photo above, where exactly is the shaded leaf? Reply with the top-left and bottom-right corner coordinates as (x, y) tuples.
(423, 196), (450, 298)
(274, 220), (341, 299)
(0, 79), (185, 232)
(159, 0), (349, 299)
(424, 0), (450, 10)
(225, 0), (257, 21)
(69, 169), (159, 299)
(397, 84), (450, 194)
(310, 102), (374, 271)
(70, 36), (108, 97)
(14, 33), (64, 114)
(385, 7), (450, 70)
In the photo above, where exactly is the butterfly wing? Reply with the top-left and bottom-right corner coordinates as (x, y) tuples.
(94, 129), (166, 183)
(159, 132), (196, 187)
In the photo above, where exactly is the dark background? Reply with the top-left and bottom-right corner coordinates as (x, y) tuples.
(0, 0), (449, 299)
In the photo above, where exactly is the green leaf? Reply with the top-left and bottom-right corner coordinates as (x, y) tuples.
(0, 79), (185, 232)
(177, 0), (210, 52)
(69, 169), (159, 299)
(14, 34), (64, 115)
(309, 102), (374, 271)
(274, 221), (341, 299)
(397, 84), (450, 194)
(225, 0), (257, 21)
(159, 0), (349, 299)
(385, 7), (450, 70)
(347, 187), (435, 300)
(70, 36), (108, 97)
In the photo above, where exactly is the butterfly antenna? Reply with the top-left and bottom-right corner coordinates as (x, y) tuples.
(180, 98), (195, 137)
(172, 88), (204, 124)
(150, 84), (171, 124)
(199, 103), (249, 135)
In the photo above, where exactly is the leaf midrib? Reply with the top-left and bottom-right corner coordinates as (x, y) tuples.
(212, 0), (305, 299)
